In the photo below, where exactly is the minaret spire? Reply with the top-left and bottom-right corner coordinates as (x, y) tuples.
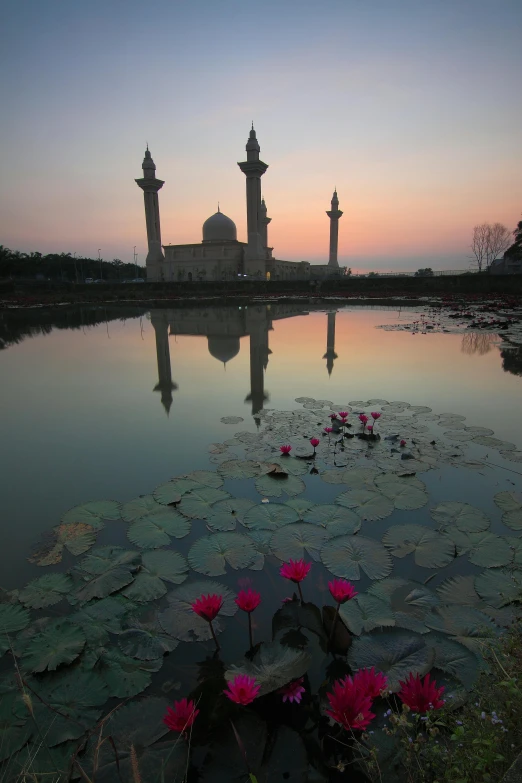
(260, 198), (272, 260)
(238, 125), (269, 273)
(135, 147), (165, 281)
(151, 311), (178, 415)
(326, 189), (343, 268)
(323, 311), (338, 376)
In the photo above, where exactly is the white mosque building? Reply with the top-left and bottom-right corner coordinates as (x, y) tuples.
(135, 126), (345, 283)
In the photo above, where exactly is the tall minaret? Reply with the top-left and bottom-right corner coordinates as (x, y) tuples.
(151, 311), (177, 415)
(323, 311), (338, 376)
(238, 125), (268, 266)
(135, 147), (165, 280)
(326, 189), (343, 268)
(260, 198), (272, 259)
(245, 306), (271, 426)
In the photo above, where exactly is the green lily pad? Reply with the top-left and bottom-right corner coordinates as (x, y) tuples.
(96, 648), (163, 698)
(436, 576), (482, 606)
(475, 568), (522, 608)
(226, 641), (312, 697)
(184, 470), (224, 488)
(118, 618), (178, 660)
(383, 524), (455, 568)
(270, 523), (330, 562)
(188, 532), (258, 576)
(338, 467), (382, 490)
(320, 535), (393, 580)
(473, 436), (516, 450)
(367, 577), (408, 603)
(20, 618), (86, 672)
(19, 573), (72, 609)
(336, 489), (394, 521)
(71, 546), (140, 602)
(494, 491), (522, 530)
(268, 458), (308, 477)
(74, 595), (137, 634)
(321, 469), (351, 485)
(29, 522), (97, 566)
(179, 487), (231, 519)
(373, 475), (428, 511)
(425, 632), (481, 690)
(0, 604), (30, 656)
(159, 580), (236, 642)
(339, 594), (396, 635)
(0, 720), (33, 764)
(424, 606), (498, 654)
(255, 473), (305, 498)
(62, 499), (120, 528)
(430, 501), (490, 533)
(122, 550), (188, 601)
(122, 495), (165, 521)
(302, 504), (361, 535)
(243, 504), (300, 531)
(285, 498), (316, 516)
(207, 497), (257, 532)
(466, 533), (513, 568)
(218, 459), (267, 479)
(127, 509), (191, 548)
(348, 629), (435, 692)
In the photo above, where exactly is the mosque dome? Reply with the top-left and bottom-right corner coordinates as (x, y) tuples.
(202, 209), (237, 242)
(207, 335), (240, 365)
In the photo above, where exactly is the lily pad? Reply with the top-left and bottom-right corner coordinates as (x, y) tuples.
(348, 629), (434, 692)
(127, 509), (191, 548)
(220, 415), (244, 424)
(270, 523), (330, 562)
(0, 604), (30, 656)
(383, 525), (454, 568)
(336, 489), (394, 521)
(475, 568), (522, 608)
(184, 470), (224, 488)
(285, 498), (316, 516)
(20, 618), (86, 672)
(303, 504), (361, 535)
(207, 497), (257, 531)
(33, 670), (107, 745)
(226, 641), (311, 697)
(243, 504), (300, 531)
(74, 596), (137, 634)
(466, 532), (513, 568)
(96, 648), (163, 698)
(373, 475), (428, 511)
(425, 632), (481, 689)
(430, 501), (490, 533)
(339, 594), (396, 635)
(72, 546), (140, 602)
(118, 618), (178, 660)
(19, 573), (72, 609)
(122, 550), (188, 601)
(494, 491), (522, 530)
(29, 522), (97, 566)
(218, 459), (267, 479)
(188, 532), (258, 575)
(255, 473), (305, 498)
(122, 495), (165, 522)
(267, 458), (308, 477)
(179, 487), (231, 519)
(337, 467), (382, 490)
(436, 576), (482, 606)
(320, 535), (393, 580)
(62, 499), (120, 528)
(424, 606), (498, 654)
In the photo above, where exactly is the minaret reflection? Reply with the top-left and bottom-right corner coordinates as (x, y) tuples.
(245, 306), (271, 426)
(323, 311), (338, 376)
(151, 311), (178, 415)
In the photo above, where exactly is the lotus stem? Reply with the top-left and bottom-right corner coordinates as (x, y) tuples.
(248, 612), (254, 650)
(328, 602), (340, 650)
(209, 620), (220, 651)
(297, 582), (304, 603)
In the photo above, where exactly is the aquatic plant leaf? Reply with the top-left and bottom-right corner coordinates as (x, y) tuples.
(348, 630), (434, 692)
(21, 619), (86, 672)
(218, 459), (267, 479)
(118, 619), (178, 660)
(321, 469), (351, 484)
(159, 579), (236, 642)
(424, 606), (498, 654)
(184, 470), (224, 488)
(226, 641), (312, 697)
(62, 499), (120, 527)
(367, 577), (408, 603)
(475, 568), (522, 608)
(121, 495), (164, 521)
(0, 721), (33, 764)
(121, 572), (167, 601)
(97, 648), (162, 698)
(247, 529), (273, 553)
(320, 535), (393, 580)
(188, 532), (258, 575)
(19, 573), (72, 609)
(302, 504), (360, 534)
(255, 473), (305, 498)
(212, 496), (256, 522)
(0, 604), (30, 656)
(179, 487), (231, 519)
(430, 501), (490, 533)
(74, 596), (136, 634)
(444, 430), (475, 442)
(502, 509), (522, 530)
(500, 450), (522, 463)
(494, 490), (522, 513)
(373, 475), (428, 510)
(436, 575), (482, 606)
(220, 415), (244, 424)
(473, 436), (516, 450)
(28, 522), (97, 566)
(389, 582), (440, 622)
(270, 523), (330, 562)
(425, 632), (481, 690)
(467, 533), (512, 568)
(268, 458), (308, 477)
(338, 467), (382, 490)
(206, 511), (237, 531)
(383, 524), (454, 568)
(285, 498), (316, 516)
(122, 550), (188, 600)
(336, 489), (394, 521)
(77, 546), (140, 574)
(339, 594), (395, 635)
(272, 599), (327, 643)
(243, 503), (300, 530)
(127, 509), (190, 548)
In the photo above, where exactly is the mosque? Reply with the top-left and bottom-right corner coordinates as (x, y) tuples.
(136, 126), (345, 283)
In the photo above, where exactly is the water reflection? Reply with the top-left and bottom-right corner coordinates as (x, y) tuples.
(461, 332), (497, 356)
(500, 344), (522, 376)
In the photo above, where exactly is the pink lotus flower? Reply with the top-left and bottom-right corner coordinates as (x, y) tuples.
(329, 413), (338, 420)
(328, 578), (358, 604)
(398, 673), (445, 714)
(371, 412), (381, 420)
(324, 426), (333, 434)
(326, 676), (375, 731)
(224, 674), (261, 705)
(163, 698), (199, 734)
(339, 412), (349, 420)
(310, 437), (320, 448)
(282, 596), (294, 604)
(279, 677), (305, 704)
(353, 668), (388, 699)
(280, 444), (292, 455)
(280, 559), (311, 583)
(367, 425), (374, 433)
(191, 593), (223, 622)
(235, 588), (261, 613)
(358, 414), (369, 424)
(400, 439), (407, 447)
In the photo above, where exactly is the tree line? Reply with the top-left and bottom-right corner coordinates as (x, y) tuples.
(470, 219), (521, 272)
(0, 246), (146, 281)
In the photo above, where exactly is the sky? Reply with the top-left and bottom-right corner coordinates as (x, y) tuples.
(0, 0), (521, 273)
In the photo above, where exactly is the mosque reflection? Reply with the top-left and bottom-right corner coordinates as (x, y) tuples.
(151, 304), (339, 419)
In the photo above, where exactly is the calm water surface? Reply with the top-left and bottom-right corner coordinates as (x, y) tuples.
(1, 301), (521, 586)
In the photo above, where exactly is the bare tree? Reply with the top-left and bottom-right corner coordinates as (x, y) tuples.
(485, 222), (511, 269)
(470, 223), (489, 272)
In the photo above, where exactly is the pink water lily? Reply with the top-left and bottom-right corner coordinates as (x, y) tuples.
(371, 412), (381, 420)
(329, 413), (338, 420)
(338, 412), (349, 420)
(163, 698), (199, 735)
(324, 426), (333, 434)
(279, 678), (305, 704)
(358, 414), (369, 424)
(280, 444), (292, 455)
(310, 437), (320, 448)
(224, 674), (261, 705)
(400, 439), (407, 447)
(280, 558), (311, 602)
(328, 578), (358, 604)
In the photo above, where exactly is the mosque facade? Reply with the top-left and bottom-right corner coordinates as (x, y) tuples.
(136, 126), (345, 283)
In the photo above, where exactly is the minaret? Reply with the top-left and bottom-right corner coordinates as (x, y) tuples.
(326, 189), (343, 268)
(135, 147), (165, 280)
(245, 307), (271, 426)
(238, 125), (268, 268)
(151, 311), (177, 415)
(323, 311), (338, 376)
(260, 198), (272, 259)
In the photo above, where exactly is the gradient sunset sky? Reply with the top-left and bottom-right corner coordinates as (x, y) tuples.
(1, 0), (521, 272)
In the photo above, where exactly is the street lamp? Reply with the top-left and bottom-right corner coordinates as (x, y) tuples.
(98, 249), (102, 280)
